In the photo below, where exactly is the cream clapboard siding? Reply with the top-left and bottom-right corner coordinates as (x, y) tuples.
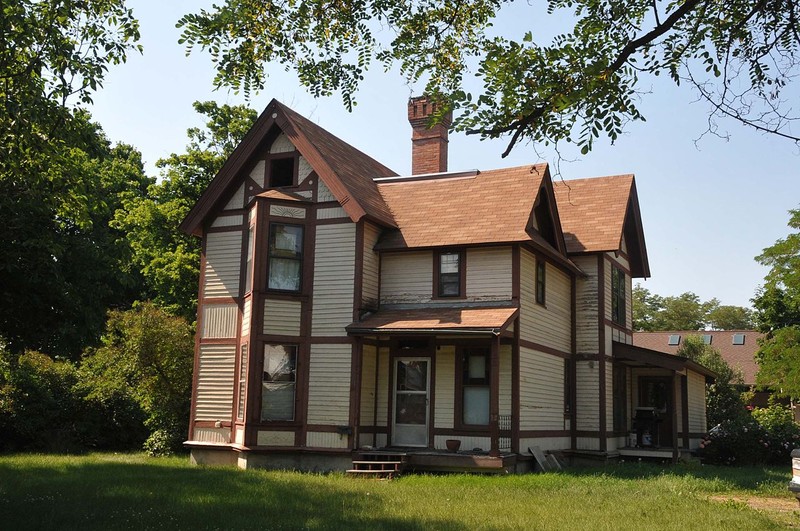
(312, 224), (356, 336)
(519, 346), (565, 430)
(263, 298), (302, 336)
(307, 432), (349, 449)
(203, 231), (242, 298)
(362, 222), (381, 308)
(202, 304), (239, 339)
(307, 344), (352, 425)
(688, 371), (707, 433)
(576, 360), (600, 431)
(500, 344), (512, 416)
(317, 206), (348, 220)
(519, 437), (570, 452)
(626, 273), (633, 330)
(604, 256), (612, 321)
(360, 344), (377, 426)
(376, 347), (390, 426)
(519, 249), (571, 352)
(435, 346), (455, 429)
(573, 256), (599, 354)
(241, 298), (252, 337)
(380, 251), (432, 304)
(465, 247), (512, 300)
(195, 344), (236, 422)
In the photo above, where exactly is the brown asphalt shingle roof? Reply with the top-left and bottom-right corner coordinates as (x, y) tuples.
(376, 164), (548, 249)
(347, 307), (518, 333)
(633, 331), (762, 385)
(553, 174), (634, 253)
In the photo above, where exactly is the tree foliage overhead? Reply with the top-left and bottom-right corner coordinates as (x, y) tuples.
(178, 0), (800, 157)
(113, 101), (258, 322)
(632, 285), (752, 331)
(753, 208), (800, 398)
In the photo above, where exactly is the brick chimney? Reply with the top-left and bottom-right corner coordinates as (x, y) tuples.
(408, 96), (452, 175)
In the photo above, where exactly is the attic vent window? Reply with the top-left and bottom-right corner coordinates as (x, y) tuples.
(269, 156), (295, 188)
(668, 334), (681, 346)
(732, 333), (745, 345)
(702, 334), (712, 345)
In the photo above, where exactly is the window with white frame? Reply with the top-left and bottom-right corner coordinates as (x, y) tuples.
(268, 223), (303, 292)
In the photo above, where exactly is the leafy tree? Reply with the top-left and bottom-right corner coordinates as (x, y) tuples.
(753, 208), (800, 398)
(678, 335), (745, 427)
(113, 102), (257, 322)
(706, 305), (754, 330)
(80, 303), (195, 455)
(632, 285), (664, 331)
(178, 0), (800, 158)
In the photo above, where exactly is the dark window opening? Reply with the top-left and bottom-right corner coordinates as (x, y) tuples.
(269, 157), (295, 188)
(437, 250), (463, 297)
(611, 266), (626, 325)
(612, 365), (627, 432)
(536, 259), (546, 305)
(564, 359), (574, 415)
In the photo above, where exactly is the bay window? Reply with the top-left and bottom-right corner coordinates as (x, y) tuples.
(261, 345), (297, 422)
(268, 223), (303, 292)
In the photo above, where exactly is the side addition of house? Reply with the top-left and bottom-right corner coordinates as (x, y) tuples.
(180, 98), (714, 471)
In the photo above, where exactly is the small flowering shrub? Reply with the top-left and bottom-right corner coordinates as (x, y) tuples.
(699, 404), (800, 465)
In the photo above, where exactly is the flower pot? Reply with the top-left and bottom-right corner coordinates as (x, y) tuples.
(445, 439), (461, 453)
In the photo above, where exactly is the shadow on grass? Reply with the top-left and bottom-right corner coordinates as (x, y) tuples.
(0, 456), (466, 530)
(562, 460), (789, 491)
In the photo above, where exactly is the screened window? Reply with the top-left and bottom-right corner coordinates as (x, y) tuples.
(268, 223), (303, 292)
(461, 348), (490, 425)
(261, 345), (297, 422)
(535, 259), (546, 305)
(611, 267), (626, 325)
(438, 251), (462, 297)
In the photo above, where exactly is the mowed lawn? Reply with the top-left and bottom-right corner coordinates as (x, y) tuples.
(0, 453), (797, 529)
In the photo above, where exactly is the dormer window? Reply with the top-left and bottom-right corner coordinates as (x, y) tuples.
(268, 155), (296, 188)
(732, 333), (745, 345)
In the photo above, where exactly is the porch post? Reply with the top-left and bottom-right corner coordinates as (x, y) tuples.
(681, 374), (690, 451)
(490, 335), (501, 457)
(349, 337), (363, 450)
(671, 371), (680, 464)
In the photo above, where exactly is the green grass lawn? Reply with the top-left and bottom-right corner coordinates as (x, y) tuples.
(0, 453), (797, 530)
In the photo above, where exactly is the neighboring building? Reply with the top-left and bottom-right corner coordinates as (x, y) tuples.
(179, 97), (714, 471)
(634, 330), (770, 406)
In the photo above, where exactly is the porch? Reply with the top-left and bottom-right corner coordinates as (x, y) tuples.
(348, 448), (522, 477)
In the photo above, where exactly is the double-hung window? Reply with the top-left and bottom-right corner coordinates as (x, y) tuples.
(611, 266), (626, 325)
(535, 259), (546, 305)
(437, 250), (463, 297)
(268, 223), (303, 292)
(261, 345), (297, 422)
(461, 348), (490, 426)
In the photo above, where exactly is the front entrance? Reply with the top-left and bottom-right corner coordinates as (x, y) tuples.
(638, 376), (673, 447)
(392, 358), (430, 447)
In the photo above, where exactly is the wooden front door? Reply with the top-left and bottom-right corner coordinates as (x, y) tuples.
(638, 376), (673, 447)
(392, 358), (430, 447)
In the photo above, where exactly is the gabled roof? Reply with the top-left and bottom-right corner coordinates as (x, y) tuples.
(376, 164), (567, 251)
(553, 174), (650, 278)
(633, 330), (762, 385)
(180, 99), (397, 236)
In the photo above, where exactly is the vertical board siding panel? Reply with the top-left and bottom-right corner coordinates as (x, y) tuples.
(307, 344), (352, 425)
(195, 344), (236, 421)
(435, 346), (455, 429)
(316, 207), (348, 219)
(194, 427), (231, 443)
(519, 347), (566, 431)
(573, 256), (599, 354)
(376, 347), (390, 426)
(466, 247), (512, 300)
(211, 214), (244, 228)
(688, 371), (707, 433)
(519, 250), (571, 352)
(500, 344), (512, 416)
(263, 298), (302, 336)
(362, 223), (381, 308)
(380, 251), (433, 304)
(202, 304), (239, 339)
(241, 299), (252, 337)
(576, 360), (600, 431)
(306, 431), (350, 449)
(203, 231), (243, 298)
(360, 345), (377, 427)
(312, 224), (356, 336)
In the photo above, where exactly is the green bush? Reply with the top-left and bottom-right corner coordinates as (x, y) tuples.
(752, 403), (800, 463)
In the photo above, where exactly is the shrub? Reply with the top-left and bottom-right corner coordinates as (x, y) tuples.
(752, 403), (800, 464)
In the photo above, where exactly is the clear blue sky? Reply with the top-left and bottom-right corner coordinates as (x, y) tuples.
(90, 1), (800, 310)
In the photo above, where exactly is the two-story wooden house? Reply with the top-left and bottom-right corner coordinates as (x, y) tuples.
(180, 97), (713, 471)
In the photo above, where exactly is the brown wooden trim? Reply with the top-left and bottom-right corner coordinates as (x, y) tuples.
(672, 372), (680, 463)
(202, 297), (239, 305)
(687, 432), (706, 438)
(260, 292), (310, 303)
(188, 234), (208, 440)
(245, 446), (353, 455)
(358, 426), (389, 434)
(206, 225), (246, 233)
(574, 430), (602, 438)
(574, 353), (614, 362)
(604, 318), (632, 335)
(518, 430), (571, 438)
(353, 221), (365, 320)
(604, 253), (632, 277)
(681, 374), (690, 451)
(512, 317), (521, 453)
(315, 217), (354, 225)
(598, 254), (607, 453)
(518, 338), (571, 359)
(433, 428), (507, 437)
(255, 334), (353, 344)
(303, 424), (351, 433)
(312, 200), (345, 209)
(512, 245), (520, 302)
(193, 420), (234, 429)
(372, 345), (380, 447)
(349, 339), (363, 450)
(428, 347), (437, 448)
(432, 248), (466, 300)
(489, 335), (501, 456)
(265, 149), (300, 188)
(570, 274), (577, 450)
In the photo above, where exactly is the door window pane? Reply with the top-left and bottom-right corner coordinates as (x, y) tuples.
(261, 345), (296, 421)
(395, 394), (427, 425)
(397, 360), (427, 391)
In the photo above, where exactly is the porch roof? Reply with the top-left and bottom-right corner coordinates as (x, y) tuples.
(346, 307), (518, 336)
(612, 341), (716, 380)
